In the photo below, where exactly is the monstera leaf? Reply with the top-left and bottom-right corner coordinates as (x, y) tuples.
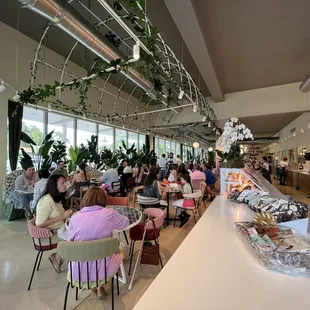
(20, 148), (34, 170)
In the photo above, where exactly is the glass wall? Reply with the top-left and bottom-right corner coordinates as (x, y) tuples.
(98, 125), (114, 150)
(48, 112), (74, 148)
(128, 131), (138, 148)
(158, 139), (166, 155)
(138, 134), (146, 150)
(76, 120), (97, 146)
(11, 106), (184, 172)
(22, 107), (44, 148)
(115, 129), (127, 149)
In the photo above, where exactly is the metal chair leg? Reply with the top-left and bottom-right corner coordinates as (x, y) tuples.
(116, 271), (120, 295)
(192, 210), (197, 224)
(111, 276), (115, 310)
(155, 240), (164, 268)
(63, 282), (70, 310)
(28, 251), (41, 291)
(123, 231), (129, 245)
(36, 251), (44, 271)
(174, 208), (178, 227)
(75, 287), (79, 301)
(128, 241), (135, 276)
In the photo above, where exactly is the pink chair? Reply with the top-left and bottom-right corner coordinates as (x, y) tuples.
(106, 196), (129, 206)
(191, 178), (206, 191)
(128, 208), (165, 290)
(27, 218), (57, 290)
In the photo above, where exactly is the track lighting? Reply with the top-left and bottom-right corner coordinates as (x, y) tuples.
(193, 104), (197, 112)
(48, 102), (52, 112)
(12, 91), (20, 102)
(83, 113), (87, 120)
(178, 89), (184, 100)
(128, 41), (140, 63)
(208, 122), (211, 128)
(202, 116), (206, 122)
(0, 80), (7, 93)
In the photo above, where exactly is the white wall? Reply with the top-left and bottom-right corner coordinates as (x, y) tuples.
(268, 112), (310, 153)
(166, 82), (307, 125)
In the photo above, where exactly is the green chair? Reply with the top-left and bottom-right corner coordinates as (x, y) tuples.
(57, 238), (120, 310)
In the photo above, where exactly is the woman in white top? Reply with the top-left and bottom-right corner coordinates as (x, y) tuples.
(173, 174), (194, 227)
(36, 175), (73, 273)
(32, 169), (50, 212)
(279, 157), (289, 185)
(168, 164), (178, 183)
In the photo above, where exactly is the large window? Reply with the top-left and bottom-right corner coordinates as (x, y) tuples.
(170, 142), (176, 155)
(98, 125), (114, 150)
(154, 137), (159, 155)
(22, 107), (44, 147)
(115, 129), (127, 149)
(138, 134), (146, 150)
(166, 140), (171, 154)
(48, 112), (74, 148)
(128, 131), (138, 148)
(176, 143), (181, 157)
(76, 120), (97, 146)
(158, 139), (165, 155)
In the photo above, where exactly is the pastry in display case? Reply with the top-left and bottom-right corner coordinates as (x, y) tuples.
(221, 166), (309, 223)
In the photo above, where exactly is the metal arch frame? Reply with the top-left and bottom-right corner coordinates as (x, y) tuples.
(58, 41), (79, 100)
(31, 23), (51, 87)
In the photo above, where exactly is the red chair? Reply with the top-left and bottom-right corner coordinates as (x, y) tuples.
(128, 208), (165, 287)
(106, 196), (129, 206)
(27, 218), (57, 290)
(106, 196), (130, 245)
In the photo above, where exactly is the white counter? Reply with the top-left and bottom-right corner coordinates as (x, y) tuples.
(133, 196), (310, 310)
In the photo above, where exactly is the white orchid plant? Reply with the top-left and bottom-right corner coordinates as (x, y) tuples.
(218, 117), (254, 153)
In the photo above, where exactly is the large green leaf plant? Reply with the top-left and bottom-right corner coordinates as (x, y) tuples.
(20, 130), (55, 171)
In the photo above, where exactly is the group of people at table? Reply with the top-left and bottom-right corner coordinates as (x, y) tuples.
(13, 153), (218, 299)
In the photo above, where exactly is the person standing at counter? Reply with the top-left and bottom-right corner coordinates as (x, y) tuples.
(279, 157), (289, 185)
(261, 156), (271, 183)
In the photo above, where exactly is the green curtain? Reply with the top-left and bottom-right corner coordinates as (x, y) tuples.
(8, 100), (23, 171)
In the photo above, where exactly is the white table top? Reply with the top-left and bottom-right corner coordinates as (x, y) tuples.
(133, 196), (310, 310)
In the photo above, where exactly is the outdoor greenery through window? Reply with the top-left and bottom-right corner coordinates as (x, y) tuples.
(8, 106), (185, 172)
(99, 125), (114, 150)
(76, 120), (97, 147)
(48, 112), (74, 148)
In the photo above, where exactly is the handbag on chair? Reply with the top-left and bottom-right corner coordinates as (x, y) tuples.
(140, 219), (160, 266)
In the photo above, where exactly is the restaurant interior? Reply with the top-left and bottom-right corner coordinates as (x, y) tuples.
(1, 1), (310, 309)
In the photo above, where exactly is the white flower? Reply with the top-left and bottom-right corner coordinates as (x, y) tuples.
(238, 133), (244, 140)
(231, 117), (239, 123)
(239, 124), (246, 130)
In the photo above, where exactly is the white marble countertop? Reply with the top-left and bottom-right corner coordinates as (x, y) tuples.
(133, 196), (310, 310)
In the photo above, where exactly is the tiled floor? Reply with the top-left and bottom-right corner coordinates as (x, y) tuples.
(1, 181), (310, 310)
(0, 200), (210, 310)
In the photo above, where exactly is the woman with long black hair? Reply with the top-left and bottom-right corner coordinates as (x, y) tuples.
(36, 174), (73, 273)
(71, 162), (90, 197)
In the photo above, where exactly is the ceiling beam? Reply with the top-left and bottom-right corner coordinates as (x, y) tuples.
(164, 0), (224, 102)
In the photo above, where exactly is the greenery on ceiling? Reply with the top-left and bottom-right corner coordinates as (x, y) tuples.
(15, 0), (215, 131)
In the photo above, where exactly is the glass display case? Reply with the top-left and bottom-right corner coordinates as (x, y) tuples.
(220, 165), (287, 201)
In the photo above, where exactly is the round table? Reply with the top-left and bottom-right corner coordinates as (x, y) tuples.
(108, 205), (142, 285)
(108, 205), (142, 231)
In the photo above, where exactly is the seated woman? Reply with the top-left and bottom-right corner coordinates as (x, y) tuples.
(36, 175), (73, 273)
(68, 187), (129, 299)
(142, 168), (167, 207)
(70, 163), (90, 197)
(134, 163), (145, 185)
(173, 174), (194, 227)
(167, 164), (178, 183)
